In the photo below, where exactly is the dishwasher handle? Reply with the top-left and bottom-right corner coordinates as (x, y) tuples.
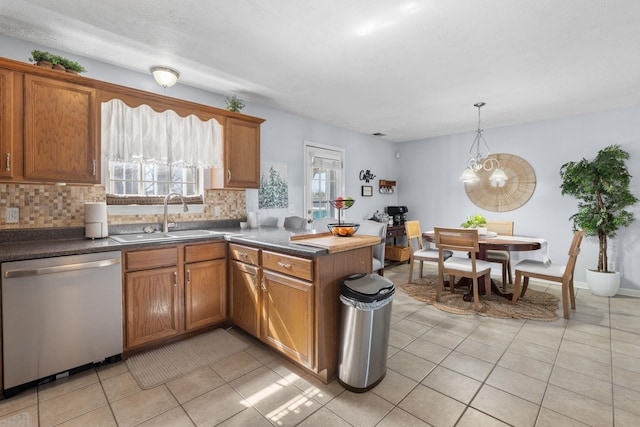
(4, 258), (121, 278)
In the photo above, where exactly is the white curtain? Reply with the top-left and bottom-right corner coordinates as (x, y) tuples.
(101, 99), (222, 168)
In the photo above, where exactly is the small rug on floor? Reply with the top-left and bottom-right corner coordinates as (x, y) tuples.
(126, 328), (248, 389)
(398, 275), (560, 321)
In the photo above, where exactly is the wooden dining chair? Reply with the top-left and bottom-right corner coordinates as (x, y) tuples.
(434, 227), (493, 311)
(405, 220), (452, 283)
(512, 230), (585, 319)
(485, 220), (514, 291)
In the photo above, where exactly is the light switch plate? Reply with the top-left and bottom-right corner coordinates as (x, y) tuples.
(6, 207), (19, 223)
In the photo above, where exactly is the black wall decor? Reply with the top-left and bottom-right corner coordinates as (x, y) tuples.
(359, 169), (376, 183)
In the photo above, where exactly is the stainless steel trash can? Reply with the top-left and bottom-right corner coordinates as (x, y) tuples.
(338, 273), (395, 392)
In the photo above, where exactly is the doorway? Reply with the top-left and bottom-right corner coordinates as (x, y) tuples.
(303, 142), (345, 228)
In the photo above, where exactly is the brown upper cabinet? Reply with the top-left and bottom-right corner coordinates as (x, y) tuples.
(0, 56), (264, 187)
(0, 68), (22, 180)
(223, 117), (261, 189)
(23, 74), (99, 183)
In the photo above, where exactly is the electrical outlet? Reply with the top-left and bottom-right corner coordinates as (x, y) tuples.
(289, 204), (296, 214)
(214, 205), (221, 216)
(6, 207), (19, 223)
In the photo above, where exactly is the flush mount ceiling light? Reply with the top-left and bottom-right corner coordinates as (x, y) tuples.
(150, 66), (180, 88)
(459, 102), (508, 186)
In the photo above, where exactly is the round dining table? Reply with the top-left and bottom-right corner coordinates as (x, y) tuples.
(422, 231), (542, 301)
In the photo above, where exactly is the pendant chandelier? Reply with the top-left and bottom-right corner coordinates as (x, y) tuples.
(459, 102), (508, 186)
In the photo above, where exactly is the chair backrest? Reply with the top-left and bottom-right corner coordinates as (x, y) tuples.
(405, 220), (423, 250)
(486, 220), (514, 236)
(283, 216), (307, 230)
(357, 220), (387, 262)
(434, 227), (480, 254)
(564, 230), (585, 279)
(259, 216), (279, 227)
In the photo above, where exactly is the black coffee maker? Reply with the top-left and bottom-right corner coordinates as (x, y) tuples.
(385, 206), (408, 225)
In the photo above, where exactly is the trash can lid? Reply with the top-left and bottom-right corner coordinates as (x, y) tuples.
(342, 273), (395, 302)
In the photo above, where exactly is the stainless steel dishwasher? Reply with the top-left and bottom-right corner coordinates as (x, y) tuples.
(2, 251), (123, 391)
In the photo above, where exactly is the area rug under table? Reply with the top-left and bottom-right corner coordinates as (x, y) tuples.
(126, 328), (249, 389)
(398, 274), (560, 321)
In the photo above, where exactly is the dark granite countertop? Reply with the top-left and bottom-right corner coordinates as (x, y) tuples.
(0, 222), (336, 263)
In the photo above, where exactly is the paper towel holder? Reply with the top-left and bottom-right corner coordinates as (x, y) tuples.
(84, 202), (109, 239)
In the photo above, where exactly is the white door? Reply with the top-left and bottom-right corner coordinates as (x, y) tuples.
(303, 142), (345, 229)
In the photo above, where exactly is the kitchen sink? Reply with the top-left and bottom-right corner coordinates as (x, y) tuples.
(165, 229), (225, 238)
(110, 229), (226, 243)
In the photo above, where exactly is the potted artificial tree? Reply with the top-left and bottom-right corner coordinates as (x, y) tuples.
(560, 144), (638, 296)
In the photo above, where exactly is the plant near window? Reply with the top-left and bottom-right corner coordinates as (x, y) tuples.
(59, 58), (86, 73)
(239, 213), (248, 229)
(560, 144), (637, 274)
(28, 50), (86, 73)
(29, 50), (55, 66)
(225, 95), (245, 112)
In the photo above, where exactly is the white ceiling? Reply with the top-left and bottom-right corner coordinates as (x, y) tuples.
(2, 0), (640, 142)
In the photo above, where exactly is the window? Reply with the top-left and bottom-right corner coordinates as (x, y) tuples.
(101, 98), (221, 202)
(107, 161), (200, 196)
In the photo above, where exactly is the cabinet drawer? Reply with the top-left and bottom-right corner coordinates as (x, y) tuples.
(262, 251), (313, 282)
(228, 243), (260, 266)
(185, 241), (226, 263)
(386, 226), (406, 238)
(125, 247), (178, 271)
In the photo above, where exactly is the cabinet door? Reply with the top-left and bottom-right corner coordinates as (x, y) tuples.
(229, 260), (261, 337)
(0, 68), (21, 180)
(125, 266), (180, 349)
(23, 74), (99, 183)
(262, 271), (314, 369)
(224, 117), (260, 188)
(185, 258), (227, 331)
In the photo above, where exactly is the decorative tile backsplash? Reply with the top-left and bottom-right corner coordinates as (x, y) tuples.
(0, 183), (245, 229)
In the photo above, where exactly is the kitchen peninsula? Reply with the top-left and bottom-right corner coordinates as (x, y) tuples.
(0, 223), (379, 395)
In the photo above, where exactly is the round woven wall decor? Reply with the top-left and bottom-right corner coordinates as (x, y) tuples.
(464, 153), (536, 212)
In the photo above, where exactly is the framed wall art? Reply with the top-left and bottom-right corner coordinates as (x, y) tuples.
(361, 185), (373, 197)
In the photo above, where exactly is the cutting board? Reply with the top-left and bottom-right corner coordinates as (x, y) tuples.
(291, 232), (381, 254)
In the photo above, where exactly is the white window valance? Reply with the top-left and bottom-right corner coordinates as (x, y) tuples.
(101, 99), (222, 168)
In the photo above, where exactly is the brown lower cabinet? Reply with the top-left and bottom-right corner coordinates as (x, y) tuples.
(228, 243), (372, 383)
(261, 270), (314, 369)
(123, 241), (226, 352)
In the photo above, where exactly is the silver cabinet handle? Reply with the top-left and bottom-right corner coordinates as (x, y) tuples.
(5, 153), (9, 172)
(186, 270), (191, 284)
(4, 258), (120, 278)
(92, 159), (96, 176)
(227, 169), (231, 182)
(277, 261), (292, 269)
(173, 271), (178, 287)
(261, 277), (266, 291)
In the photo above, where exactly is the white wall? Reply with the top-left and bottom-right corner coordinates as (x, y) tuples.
(397, 108), (640, 292)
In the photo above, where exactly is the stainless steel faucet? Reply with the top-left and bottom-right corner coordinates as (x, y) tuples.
(163, 192), (189, 232)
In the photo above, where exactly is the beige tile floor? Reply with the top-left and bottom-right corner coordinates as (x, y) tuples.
(1, 263), (639, 426)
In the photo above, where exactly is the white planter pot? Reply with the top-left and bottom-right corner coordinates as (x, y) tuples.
(476, 227), (488, 235)
(586, 269), (620, 297)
